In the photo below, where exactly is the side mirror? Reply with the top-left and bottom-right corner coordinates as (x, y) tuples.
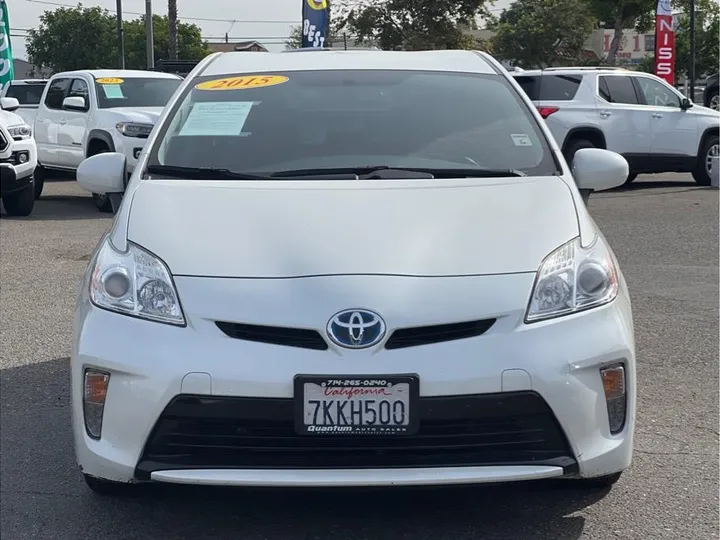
(77, 152), (127, 195)
(63, 96), (87, 111)
(572, 148), (629, 196)
(0, 97), (20, 112)
(680, 97), (693, 110)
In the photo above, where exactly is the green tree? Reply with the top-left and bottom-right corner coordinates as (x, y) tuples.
(26, 6), (211, 73)
(333, 0), (487, 51)
(587, 0), (656, 65)
(26, 6), (118, 73)
(123, 15), (210, 69)
(489, 0), (597, 68)
(672, 0), (719, 78)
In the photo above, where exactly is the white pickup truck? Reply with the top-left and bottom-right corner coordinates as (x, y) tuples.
(32, 69), (182, 210)
(1, 79), (49, 127)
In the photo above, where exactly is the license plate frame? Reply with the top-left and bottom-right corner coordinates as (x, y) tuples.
(293, 374), (420, 436)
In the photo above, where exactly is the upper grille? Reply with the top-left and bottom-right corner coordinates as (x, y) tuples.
(0, 131), (8, 152)
(135, 391), (576, 478)
(385, 319), (496, 350)
(215, 321), (328, 350)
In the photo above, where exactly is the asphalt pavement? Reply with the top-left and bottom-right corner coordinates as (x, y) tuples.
(1, 175), (718, 540)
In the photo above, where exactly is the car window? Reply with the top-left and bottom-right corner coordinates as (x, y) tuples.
(5, 83), (47, 105)
(149, 70), (558, 177)
(94, 77), (181, 109)
(68, 78), (90, 111)
(599, 76), (640, 104)
(44, 78), (71, 110)
(514, 75), (583, 101)
(634, 77), (681, 107)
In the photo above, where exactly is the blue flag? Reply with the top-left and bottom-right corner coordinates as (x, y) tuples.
(301, 0), (329, 48)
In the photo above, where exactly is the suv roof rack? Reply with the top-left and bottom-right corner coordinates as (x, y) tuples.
(542, 66), (629, 71)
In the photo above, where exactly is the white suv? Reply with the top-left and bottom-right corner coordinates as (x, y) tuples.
(512, 67), (720, 186)
(32, 70), (182, 210)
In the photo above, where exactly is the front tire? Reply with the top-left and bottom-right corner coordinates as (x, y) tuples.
(33, 167), (45, 199)
(83, 474), (137, 496)
(692, 135), (719, 186)
(624, 172), (638, 185)
(707, 89), (719, 111)
(2, 184), (35, 217)
(88, 146), (113, 213)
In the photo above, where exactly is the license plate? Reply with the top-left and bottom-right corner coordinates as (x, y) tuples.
(294, 374), (420, 436)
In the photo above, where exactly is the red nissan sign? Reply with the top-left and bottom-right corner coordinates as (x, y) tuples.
(654, 0), (675, 85)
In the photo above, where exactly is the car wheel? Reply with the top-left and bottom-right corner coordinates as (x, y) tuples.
(564, 139), (596, 169)
(573, 471), (623, 489)
(2, 184), (35, 217)
(83, 474), (137, 496)
(708, 90), (719, 111)
(692, 135), (719, 186)
(88, 146), (113, 213)
(33, 167), (45, 200)
(624, 172), (638, 185)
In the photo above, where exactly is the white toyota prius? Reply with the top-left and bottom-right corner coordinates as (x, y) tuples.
(72, 49), (636, 495)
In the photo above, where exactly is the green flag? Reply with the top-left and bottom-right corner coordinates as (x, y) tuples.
(0, 0), (14, 94)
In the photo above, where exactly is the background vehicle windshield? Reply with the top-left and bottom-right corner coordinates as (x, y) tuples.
(6, 83), (47, 105)
(95, 77), (181, 109)
(150, 70), (558, 176)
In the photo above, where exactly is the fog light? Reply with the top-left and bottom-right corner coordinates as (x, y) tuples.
(17, 152), (28, 164)
(600, 364), (626, 434)
(83, 369), (110, 439)
(133, 148), (142, 159)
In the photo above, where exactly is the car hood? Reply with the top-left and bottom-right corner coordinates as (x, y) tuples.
(104, 107), (163, 124)
(0, 110), (25, 127)
(126, 177), (580, 278)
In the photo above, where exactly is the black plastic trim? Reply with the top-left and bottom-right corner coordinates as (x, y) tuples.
(385, 318), (496, 350)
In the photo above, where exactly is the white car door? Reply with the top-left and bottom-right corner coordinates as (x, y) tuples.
(57, 77), (91, 169)
(34, 77), (71, 168)
(595, 74), (653, 164)
(632, 75), (699, 159)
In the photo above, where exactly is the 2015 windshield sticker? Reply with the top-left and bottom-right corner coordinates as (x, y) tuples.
(511, 134), (533, 147)
(96, 77), (124, 84)
(195, 75), (289, 91)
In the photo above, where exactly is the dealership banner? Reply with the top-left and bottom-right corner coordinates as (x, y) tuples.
(302, 0), (329, 48)
(654, 0), (675, 85)
(0, 0), (13, 95)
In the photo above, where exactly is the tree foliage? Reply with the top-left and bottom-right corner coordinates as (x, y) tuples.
(333, 0), (487, 51)
(26, 5), (210, 74)
(489, 0), (597, 68)
(587, 0), (655, 65)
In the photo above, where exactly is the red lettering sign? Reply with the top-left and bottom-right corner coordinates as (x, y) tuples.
(654, 1), (675, 85)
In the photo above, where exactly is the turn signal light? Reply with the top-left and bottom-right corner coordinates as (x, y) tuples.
(537, 106), (560, 119)
(600, 364), (626, 434)
(83, 369), (110, 440)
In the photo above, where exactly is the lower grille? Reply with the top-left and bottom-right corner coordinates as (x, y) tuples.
(136, 392), (576, 479)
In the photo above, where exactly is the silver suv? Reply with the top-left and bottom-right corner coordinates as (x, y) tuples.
(512, 67), (720, 186)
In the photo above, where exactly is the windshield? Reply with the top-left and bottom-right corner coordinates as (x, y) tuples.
(148, 70), (559, 177)
(94, 77), (181, 109)
(6, 83), (47, 105)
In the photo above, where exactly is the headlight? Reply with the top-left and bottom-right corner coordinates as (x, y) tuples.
(8, 124), (31, 139)
(525, 236), (618, 323)
(90, 237), (185, 326)
(116, 122), (153, 138)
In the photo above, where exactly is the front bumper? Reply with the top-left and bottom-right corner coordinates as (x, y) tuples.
(0, 138), (37, 183)
(71, 273), (636, 486)
(113, 135), (146, 174)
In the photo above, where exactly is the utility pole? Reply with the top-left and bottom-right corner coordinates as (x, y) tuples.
(116, 0), (125, 69)
(689, 0), (696, 101)
(145, 0), (154, 69)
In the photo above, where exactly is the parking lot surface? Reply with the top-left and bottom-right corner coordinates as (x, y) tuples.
(1, 175), (718, 540)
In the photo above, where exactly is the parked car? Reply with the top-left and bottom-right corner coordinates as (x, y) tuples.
(0, 102), (38, 216)
(512, 67), (720, 186)
(31, 69), (182, 208)
(1, 79), (49, 126)
(72, 49), (636, 496)
(703, 73), (719, 111)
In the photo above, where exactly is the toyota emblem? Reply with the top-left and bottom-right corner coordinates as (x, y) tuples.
(326, 309), (387, 349)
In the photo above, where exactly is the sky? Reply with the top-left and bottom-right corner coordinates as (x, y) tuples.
(8, 0), (514, 61)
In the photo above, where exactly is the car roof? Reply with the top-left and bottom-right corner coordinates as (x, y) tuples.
(10, 79), (49, 84)
(202, 50), (499, 77)
(512, 67), (631, 77)
(51, 69), (182, 80)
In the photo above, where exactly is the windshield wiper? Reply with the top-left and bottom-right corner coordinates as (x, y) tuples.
(269, 166), (527, 179)
(146, 165), (269, 180)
